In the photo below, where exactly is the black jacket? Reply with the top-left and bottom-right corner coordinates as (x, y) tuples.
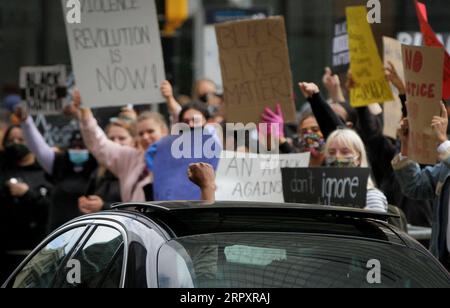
(85, 168), (122, 209)
(46, 153), (97, 232)
(0, 162), (51, 250)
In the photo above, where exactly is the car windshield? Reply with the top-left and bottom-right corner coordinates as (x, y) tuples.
(157, 233), (450, 288)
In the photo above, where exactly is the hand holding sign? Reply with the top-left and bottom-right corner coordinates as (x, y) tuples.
(385, 61), (406, 95)
(13, 104), (29, 123)
(64, 89), (82, 120)
(431, 103), (449, 144)
(160, 80), (175, 100)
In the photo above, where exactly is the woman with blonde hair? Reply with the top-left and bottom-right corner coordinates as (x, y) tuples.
(324, 129), (388, 213)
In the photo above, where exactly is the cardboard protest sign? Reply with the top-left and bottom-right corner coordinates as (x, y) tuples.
(19, 65), (67, 116)
(151, 127), (222, 201)
(383, 37), (405, 139)
(281, 168), (370, 208)
(415, 0), (450, 100)
(402, 44), (444, 165)
(215, 17), (296, 124)
(346, 6), (394, 108)
(215, 152), (310, 203)
(62, 0), (165, 108)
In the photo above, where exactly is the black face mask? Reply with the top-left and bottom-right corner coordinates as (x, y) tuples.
(4, 143), (31, 162)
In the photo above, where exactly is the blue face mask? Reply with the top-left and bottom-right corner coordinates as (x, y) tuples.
(68, 150), (90, 166)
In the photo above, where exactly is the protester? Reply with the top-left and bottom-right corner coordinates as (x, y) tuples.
(392, 104), (450, 269)
(179, 100), (211, 128)
(261, 104), (325, 166)
(14, 106), (98, 231)
(0, 124), (51, 280)
(325, 129), (388, 213)
(161, 80), (223, 126)
(68, 90), (169, 203)
(79, 117), (137, 214)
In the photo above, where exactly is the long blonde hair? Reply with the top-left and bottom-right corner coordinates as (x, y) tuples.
(325, 129), (376, 189)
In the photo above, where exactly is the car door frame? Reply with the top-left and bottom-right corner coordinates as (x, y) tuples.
(2, 218), (129, 289)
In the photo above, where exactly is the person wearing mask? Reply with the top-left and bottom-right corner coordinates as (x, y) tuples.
(147, 101), (222, 202)
(79, 117), (137, 214)
(325, 129), (388, 213)
(161, 80), (224, 126)
(69, 90), (169, 202)
(14, 106), (98, 232)
(0, 125), (51, 280)
(392, 104), (450, 269)
(261, 104), (326, 167)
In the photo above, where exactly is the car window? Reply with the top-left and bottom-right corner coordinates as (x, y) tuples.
(10, 227), (87, 288)
(158, 233), (450, 288)
(56, 226), (124, 288)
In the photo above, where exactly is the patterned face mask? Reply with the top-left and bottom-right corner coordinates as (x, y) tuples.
(326, 156), (359, 168)
(298, 133), (325, 156)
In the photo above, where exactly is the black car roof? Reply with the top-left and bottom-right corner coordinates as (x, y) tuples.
(110, 202), (407, 246)
(112, 201), (396, 219)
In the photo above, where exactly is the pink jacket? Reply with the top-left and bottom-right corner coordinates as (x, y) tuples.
(80, 115), (150, 203)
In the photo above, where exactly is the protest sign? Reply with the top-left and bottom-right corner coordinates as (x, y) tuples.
(346, 6), (393, 108)
(19, 65), (67, 116)
(62, 0), (165, 108)
(415, 0), (450, 100)
(215, 17), (296, 124)
(281, 168), (370, 208)
(402, 44), (444, 165)
(331, 18), (350, 74)
(215, 152), (310, 203)
(383, 37), (405, 139)
(151, 127), (222, 201)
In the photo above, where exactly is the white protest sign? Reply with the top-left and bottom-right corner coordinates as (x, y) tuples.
(215, 152), (311, 203)
(62, 0), (165, 108)
(19, 65), (67, 116)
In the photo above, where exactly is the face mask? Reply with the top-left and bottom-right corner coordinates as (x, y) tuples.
(326, 156), (358, 168)
(298, 133), (325, 156)
(5, 143), (30, 161)
(68, 150), (90, 166)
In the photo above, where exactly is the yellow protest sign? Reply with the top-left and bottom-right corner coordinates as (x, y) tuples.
(346, 6), (394, 107)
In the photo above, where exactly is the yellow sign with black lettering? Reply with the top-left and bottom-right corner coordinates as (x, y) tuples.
(346, 6), (394, 107)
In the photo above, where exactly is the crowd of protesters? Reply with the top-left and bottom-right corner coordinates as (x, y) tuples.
(1, 60), (450, 279)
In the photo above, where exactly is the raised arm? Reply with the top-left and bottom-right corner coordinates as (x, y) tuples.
(299, 82), (345, 139)
(15, 106), (55, 174)
(161, 80), (182, 125)
(392, 105), (449, 200)
(70, 90), (140, 178)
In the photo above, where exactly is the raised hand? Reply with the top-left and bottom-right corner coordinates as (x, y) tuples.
(322, 67), (345, 103)
(431, 103), (449, 144)
(299, 82), (320, 99)
(188, 163), (216, 202)
(13, 105), (29, 123)
(160, 80), (174, 100)
(261, 103), (285, 140)
(385, 61), (406, 95)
